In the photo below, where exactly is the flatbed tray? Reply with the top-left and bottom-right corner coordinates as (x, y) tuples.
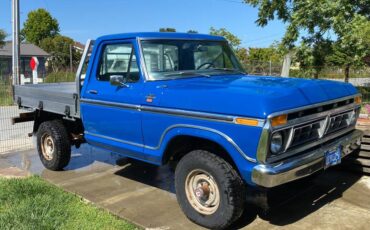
(14, 82), (80, 118)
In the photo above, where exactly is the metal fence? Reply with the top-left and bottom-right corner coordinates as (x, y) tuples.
(244, 61), (283, 76)
(0, 81), (33, 154)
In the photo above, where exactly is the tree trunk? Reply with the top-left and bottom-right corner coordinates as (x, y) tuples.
(344, 65), (350, 83)
(313, 71), (319, 79)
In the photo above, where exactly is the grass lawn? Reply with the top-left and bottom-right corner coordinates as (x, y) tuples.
(0, 176), (138, 230)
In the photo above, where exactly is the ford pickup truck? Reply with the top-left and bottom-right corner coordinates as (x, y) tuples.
(13, 32), (363, 229)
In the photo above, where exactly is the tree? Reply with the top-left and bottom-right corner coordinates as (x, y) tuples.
(187, 30), (198, 34)
(21, 8), (59, 45)
(39, 35), (81, 72)
(248, 44), (283, 64)
(326, 15), (370, 82)
(210, 27), (241, 49)
(244, 0), (370, 78)
(0, 29), (6, 47)
(295, 38), (333, 79)
(159, 28), (176, 32)
(244, 0), (369, 47)
(209, 27), (248, 66)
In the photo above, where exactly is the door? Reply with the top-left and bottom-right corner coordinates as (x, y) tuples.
(81, 39), (146, 158)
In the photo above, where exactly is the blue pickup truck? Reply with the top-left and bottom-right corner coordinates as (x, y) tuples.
(14, 32), (363, 229)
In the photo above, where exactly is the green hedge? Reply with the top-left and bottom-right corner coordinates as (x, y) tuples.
(0, 79), (13, 106)
(357, 86), (370, 103)
(44, 72), (75, 83)
(289, 68), (370, 79)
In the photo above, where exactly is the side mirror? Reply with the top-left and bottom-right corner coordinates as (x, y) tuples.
(110, 75), (129, 87)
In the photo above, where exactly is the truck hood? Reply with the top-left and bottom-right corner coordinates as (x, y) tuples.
(157, 75), (358, 119)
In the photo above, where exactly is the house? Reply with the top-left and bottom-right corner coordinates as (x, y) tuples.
(73, 41), (85, 53)
(0, 41), (49, 82)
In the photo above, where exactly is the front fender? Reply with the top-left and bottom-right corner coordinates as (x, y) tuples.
(145, 124), (257, 184)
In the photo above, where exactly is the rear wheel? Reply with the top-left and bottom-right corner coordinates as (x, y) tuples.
(175, 150), (245, 229)
(36, 120), (71, 171)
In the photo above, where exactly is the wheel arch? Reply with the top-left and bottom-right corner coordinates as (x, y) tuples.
(159, 125), (255, 177)
(33, 110), (85, 147)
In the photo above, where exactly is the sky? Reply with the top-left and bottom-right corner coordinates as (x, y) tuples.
(0, 0), (286, 48)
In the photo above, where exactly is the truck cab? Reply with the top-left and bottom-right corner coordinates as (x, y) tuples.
(14, 32), (363, 229)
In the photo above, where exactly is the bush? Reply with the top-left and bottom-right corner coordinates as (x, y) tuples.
(0, 79), (13, 106)
(357, 86), (370, 103)
(44, 72), (75, 83)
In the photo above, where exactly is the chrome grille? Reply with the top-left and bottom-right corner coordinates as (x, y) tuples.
(282, 109), (358, 152)
(290, 119), (326, 147)
(326, 110), (354, 134)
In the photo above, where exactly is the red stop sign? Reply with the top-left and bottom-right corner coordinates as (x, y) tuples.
(29, 57), (37, 70)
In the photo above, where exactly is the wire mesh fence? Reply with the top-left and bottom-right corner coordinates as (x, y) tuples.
(244, 61), (283, 76)
(0, 80), (33, 154)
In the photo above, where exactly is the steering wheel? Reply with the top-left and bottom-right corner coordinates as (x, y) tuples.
(197, 62), (215, 70)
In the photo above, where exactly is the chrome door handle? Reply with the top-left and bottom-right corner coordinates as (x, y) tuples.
(88, 90), (98, 95)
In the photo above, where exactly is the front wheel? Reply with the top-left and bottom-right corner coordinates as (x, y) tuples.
(36, 120), (71, 171)
(175, 150), (245, 229)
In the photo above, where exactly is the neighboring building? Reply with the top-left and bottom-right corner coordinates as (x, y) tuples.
(0, 41), (49, 82)
(73, 41), (85, 53)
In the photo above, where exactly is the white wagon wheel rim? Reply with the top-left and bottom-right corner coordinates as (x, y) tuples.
(185, 169), (220, 215)
(41, 133), (54, 161)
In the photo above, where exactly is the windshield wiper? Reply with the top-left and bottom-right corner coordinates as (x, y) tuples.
(211, 68), (247, 75)
(164, 71), (210, 78)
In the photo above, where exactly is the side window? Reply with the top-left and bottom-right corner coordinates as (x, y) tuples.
(98, 43), (139, 82)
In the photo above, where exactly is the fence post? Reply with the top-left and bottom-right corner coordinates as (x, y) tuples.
(281, 52), (292, 77)
(269, 60), (272, 76)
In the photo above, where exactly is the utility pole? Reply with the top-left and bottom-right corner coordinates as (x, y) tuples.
(69, 44), (73, 72)
(12, 0), (20, 86)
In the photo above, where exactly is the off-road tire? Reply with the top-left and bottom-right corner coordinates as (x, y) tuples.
(175, 150), (245, 229)
(36, 120), (71, 171)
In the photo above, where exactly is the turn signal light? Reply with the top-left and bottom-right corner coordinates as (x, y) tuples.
(271, 114), (288, 127)
(354, 96), (362, 105)
(235, 118), (259, 126)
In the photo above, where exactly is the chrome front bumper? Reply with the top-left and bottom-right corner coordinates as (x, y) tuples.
(252, 129), (363, 188)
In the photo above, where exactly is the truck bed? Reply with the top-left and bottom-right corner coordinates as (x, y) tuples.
(14, 82), (80, 118)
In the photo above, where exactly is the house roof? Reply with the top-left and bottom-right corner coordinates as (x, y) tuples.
(73, 42), (85, 50)
(0, 41), (50, 57)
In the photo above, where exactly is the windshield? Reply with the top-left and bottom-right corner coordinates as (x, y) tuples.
(140, 39), (245, 80)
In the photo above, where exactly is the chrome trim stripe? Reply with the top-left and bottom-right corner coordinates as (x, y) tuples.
(141, 105), (234, 122)
(85, 124), (257, 163)
(81, 98), (140, 110)
(80, 98), (265, 127)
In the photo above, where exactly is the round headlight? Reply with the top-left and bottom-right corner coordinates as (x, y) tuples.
(270, 132), (283, 154)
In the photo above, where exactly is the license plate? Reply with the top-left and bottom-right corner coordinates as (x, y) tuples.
(325, 146), (342, 169)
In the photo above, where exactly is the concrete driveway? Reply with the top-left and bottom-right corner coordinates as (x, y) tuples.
(1, 145), (370, 230)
